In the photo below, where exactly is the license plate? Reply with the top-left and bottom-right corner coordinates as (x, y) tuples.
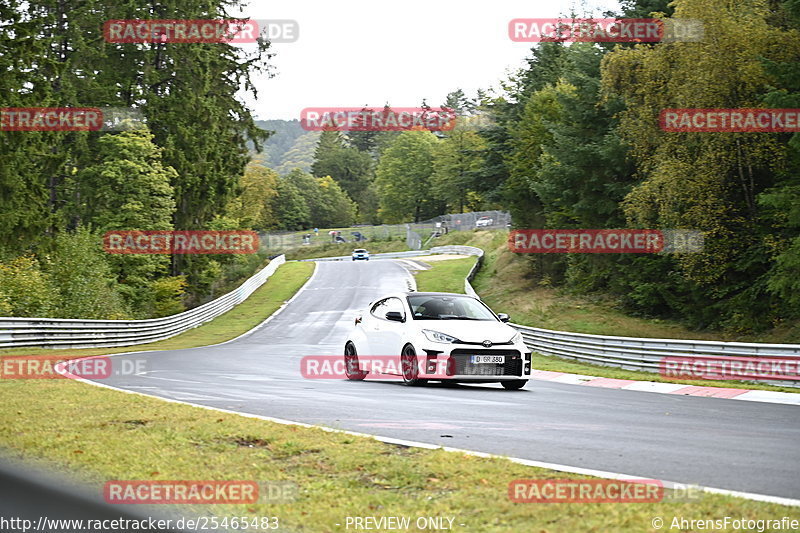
(470, 355), (504, 364)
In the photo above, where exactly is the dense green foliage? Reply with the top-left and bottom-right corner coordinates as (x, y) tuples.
(1, 0), (271, 318)
(481, 0), (800, 332)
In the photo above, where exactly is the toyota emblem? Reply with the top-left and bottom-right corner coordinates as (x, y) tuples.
(482, 340), (493, 348)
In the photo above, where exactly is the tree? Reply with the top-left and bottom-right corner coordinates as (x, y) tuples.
(226, 164), (279, 230)
(315, 175), (358, 227)
(756, 0), (800, 317)
(312, 132), (372, 198)
(272, 176), (311, 230)
(432, 125), (486, 213)
(275, 131), (321, 175)
(601, 0), (800, 329)
(442, 89), (476, 115)
(0, 255), (56, 317)
(65, 128), (176, 232)
(311, 130), (374, 220)
(45, 227), (129, 319)
(60, 127), (176, 314)
(375, 131), (445, 222)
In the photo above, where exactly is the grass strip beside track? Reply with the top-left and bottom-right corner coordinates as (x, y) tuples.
(414, 256), (478, 293)
(1, 376), (797, 532)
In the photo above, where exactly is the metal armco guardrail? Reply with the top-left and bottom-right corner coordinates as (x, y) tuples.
(510, 324), (800, 387)
(299, 250), (432, 262)
(0, 255), (286, 350)
(444, 246), (800, 388)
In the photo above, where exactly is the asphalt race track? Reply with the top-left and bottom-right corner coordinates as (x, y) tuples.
(95, 260), (800, 500)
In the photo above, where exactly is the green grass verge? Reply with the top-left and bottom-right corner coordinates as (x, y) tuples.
(2, 375), (797, 531)
(413, 257), (477, 293)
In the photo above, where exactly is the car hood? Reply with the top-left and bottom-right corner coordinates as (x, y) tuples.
(417, 320), (517, 344)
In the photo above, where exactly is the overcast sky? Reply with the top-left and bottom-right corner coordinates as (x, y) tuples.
(233, 0), (623, 121)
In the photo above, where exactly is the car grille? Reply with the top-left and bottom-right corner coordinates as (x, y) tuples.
(449, 349), (522, 377)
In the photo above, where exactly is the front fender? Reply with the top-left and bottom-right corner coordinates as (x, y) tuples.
(346, 324), (369, 354)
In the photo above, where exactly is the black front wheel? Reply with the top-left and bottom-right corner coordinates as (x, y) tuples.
(401, 345), (427, 386)
(344, 342), (366, 380)
(501, 380), (527, 390)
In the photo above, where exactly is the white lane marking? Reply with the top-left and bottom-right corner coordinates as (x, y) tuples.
(734, 390), (800, 405)
(214, 374), (275, 381)
(165, 392), (224, 401)
(536, 372), (800, 406)
(395, 258), (429, 271)
(542, 374), (596, 385)
(621, 381), (688, 393)
(135, 372), (204, 384)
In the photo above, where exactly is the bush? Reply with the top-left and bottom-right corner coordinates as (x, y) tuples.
(45, 227), (130, 319)
(0, 255), (56, 317)
(150, 276), (187, 317)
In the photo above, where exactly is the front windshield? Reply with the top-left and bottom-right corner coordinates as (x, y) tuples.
(407, 295), (497, 320)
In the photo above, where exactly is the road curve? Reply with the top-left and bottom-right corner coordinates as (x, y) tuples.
(95, 260), (800, 500)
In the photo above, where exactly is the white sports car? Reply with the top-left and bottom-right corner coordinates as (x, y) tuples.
(344, 292), (531, 389)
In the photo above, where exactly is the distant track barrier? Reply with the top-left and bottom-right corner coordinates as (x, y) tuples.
(0, 256), (286, 350)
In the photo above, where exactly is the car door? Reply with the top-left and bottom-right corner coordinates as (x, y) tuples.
(379, 297), (407, 358)
(363, 298), (389, 356)
(368, 297), (407, 375)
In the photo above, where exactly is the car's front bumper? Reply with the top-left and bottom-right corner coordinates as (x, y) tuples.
(416, 347), (532, 380)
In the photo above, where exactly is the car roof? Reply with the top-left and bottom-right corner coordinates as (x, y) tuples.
(367, 292), (480, 309)
(377, 291), (477, 300)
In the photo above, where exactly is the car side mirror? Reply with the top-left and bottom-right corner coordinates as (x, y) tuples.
(385, 311), (405, 323)
(497, 313), (510, 323)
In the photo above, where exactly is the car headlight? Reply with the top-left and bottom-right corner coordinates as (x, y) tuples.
(510, 332), (522, 344)
(422, 329), (461, 343)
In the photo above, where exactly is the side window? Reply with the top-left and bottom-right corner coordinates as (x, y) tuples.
(371, 298), (405, 320)
(370, 299), (388, 319)
(384, 298), (405, 319)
